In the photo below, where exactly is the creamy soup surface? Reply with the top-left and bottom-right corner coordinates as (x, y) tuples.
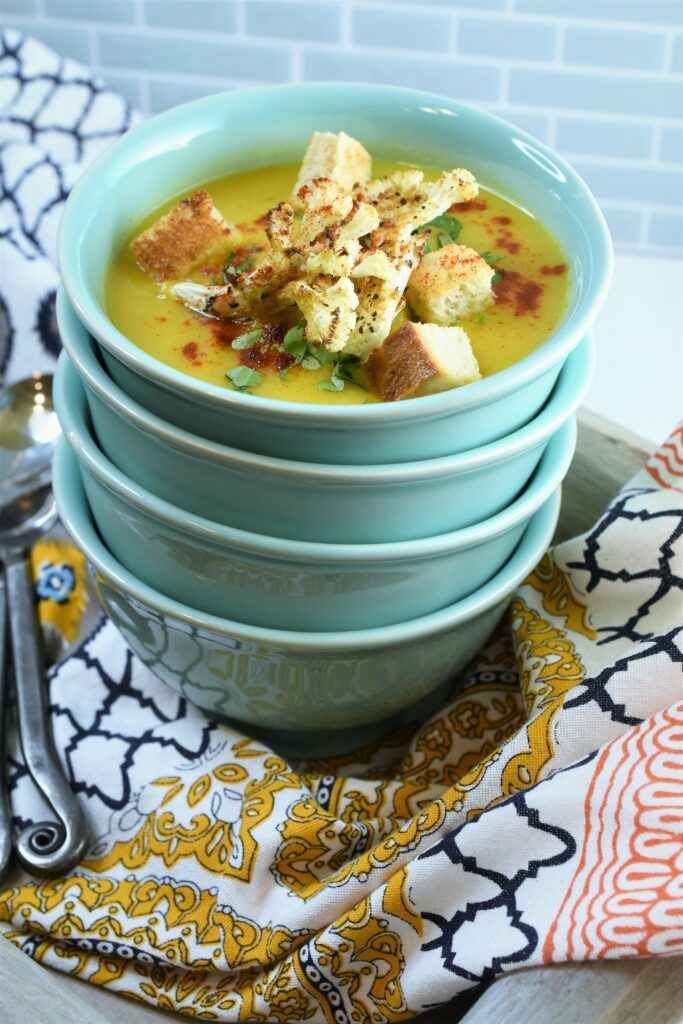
(106, 160), (570, 405)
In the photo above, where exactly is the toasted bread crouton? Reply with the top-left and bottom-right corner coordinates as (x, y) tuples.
(292, 132), (372, 205)
(131, 190), (233, 280)
(407, 244), (494, 325)
(366, 321), (481, 401)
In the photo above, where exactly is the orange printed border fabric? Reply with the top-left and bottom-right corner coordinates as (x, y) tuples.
(1, 427), (681, 1022)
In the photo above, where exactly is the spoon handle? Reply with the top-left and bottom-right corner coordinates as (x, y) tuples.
(0, 576), (13, 880)
(5, 554), (88, 876)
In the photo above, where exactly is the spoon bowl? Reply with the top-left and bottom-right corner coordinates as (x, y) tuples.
(0, 374), (60, 508)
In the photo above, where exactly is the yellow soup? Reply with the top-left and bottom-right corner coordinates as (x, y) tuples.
(106, 160), (570, 405)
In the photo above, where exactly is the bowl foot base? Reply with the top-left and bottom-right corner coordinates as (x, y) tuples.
(214, 679), (453, 761)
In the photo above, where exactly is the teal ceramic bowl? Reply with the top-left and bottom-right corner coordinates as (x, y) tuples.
(57, 289), (593, 544)
(54, 360), (576, 631)
(58, 83), (612, 465)
(53, 437), (560, 754)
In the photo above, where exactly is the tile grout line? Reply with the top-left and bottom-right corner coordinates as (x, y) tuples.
(449, 12), (459, 56)
(235, 0), (246, 39)
(650, 123), (664, 163)
(340, 2), (352, 48)
(661, 27), (675, 73)
(554, 20), (564, 66)
(290, 45), (302, 83)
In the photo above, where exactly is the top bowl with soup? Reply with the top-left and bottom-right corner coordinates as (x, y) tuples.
(59, 83), (611, 464)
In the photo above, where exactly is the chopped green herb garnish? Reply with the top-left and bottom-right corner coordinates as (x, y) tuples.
(282, 324), (305, 347)
(491, 271), (503, 287)
(480, 251), (504, 265)
(318, 376), (345, 393)
(423, 233), (439, 254)
(231, 328), (263, 350)
(223, 255), (254, 281)
(318, 354), (365, 393)
(280, 325), (338, 374)
(428, 214), (462, 237)
(422, 213), (463, 252)
(428, 214), (462, 233)
(314, 345), (335, 365)
(281, 324), (307, 364)
(226, 366), (263, 390)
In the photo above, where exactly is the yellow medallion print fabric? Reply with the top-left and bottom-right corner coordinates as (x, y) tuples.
(1, 431), (682, 1021)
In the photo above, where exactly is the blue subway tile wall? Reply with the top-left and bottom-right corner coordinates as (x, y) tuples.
(45, 0), (137, 23)
(661, 126), (683, 163)
(144, 0), (238, 32)
(563, 25), (667, 71)
(458, 16), (556, 61)
(353, 6), (451, 53)
(246, 2), (342, 42)
(5, 0), (681, 256)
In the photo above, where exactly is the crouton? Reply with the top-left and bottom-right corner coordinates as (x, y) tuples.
(292, 132), (372, 205)
(131, 190), (233, 280)
(407, 244), (494, 325)
(366, 321), (481, 402)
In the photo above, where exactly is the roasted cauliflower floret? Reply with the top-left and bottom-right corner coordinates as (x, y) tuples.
(366, 321), (481, 402)
(292, 131), (372, 206)
(345, 235), (425, 360)
(406, 244), (494, 324)
(296, 178), (354, 249)
(357, 169), (478, 240)
(173, 179), (379, 318)
(280, 277), (358, 352)
(172, 200), (304, 317)
(351, 248), (399, 282)
(293, 179), (379, 277)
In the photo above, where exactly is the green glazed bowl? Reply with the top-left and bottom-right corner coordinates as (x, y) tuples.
(58, 83), (612, 464)
(57, 289), (593, 544)
(53, 437), (560, 754)
(54, 358), (576, 631)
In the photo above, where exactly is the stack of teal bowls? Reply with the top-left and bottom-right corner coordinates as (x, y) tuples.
(54, 84), (611, 756)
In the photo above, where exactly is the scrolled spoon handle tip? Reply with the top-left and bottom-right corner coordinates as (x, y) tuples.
(15, 817), (89, 876)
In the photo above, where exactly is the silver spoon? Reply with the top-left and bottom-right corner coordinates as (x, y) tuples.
(0, 374), (88, 877)
(0, 373), (61, 508)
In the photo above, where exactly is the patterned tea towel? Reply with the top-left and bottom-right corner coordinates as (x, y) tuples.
(0, 30), (137, 384)
(1, 29), (683, 1024)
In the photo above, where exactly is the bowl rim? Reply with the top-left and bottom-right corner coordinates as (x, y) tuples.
(58, 82), (613, 425)
(57, 287), (593, 484)
(53, 436), (561, 650)
(54, 351), (576, 563)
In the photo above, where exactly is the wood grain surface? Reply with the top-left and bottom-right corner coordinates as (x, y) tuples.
(3, 412), (679, 1024)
